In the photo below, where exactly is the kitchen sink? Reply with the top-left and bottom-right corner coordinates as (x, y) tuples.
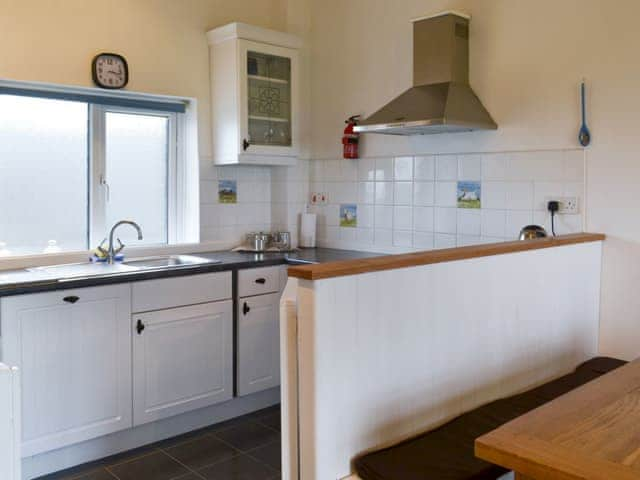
(28, 262), (139, 279)
(122, 254), (220, 269)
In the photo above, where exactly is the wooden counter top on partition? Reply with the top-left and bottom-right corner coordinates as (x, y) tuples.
(288, 233), (605, 280)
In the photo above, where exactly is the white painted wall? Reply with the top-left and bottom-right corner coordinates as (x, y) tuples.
(307, 0), (640, 360)
(296, 241), (602, 479)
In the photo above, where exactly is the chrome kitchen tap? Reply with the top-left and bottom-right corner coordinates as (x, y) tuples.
(106, 220), (143, 264)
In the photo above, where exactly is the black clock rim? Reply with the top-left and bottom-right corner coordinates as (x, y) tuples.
(92, 52), (129, 90)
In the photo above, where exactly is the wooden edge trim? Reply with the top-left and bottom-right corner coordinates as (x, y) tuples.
(288, 233), (605, 280)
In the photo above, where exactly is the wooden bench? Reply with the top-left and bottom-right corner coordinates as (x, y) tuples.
(353, 357), (626, 480)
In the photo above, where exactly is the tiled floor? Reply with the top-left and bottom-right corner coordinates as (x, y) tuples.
(37, 405), (281, 480)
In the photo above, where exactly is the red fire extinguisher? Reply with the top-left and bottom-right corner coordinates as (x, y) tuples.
(342, 115), (361, 159)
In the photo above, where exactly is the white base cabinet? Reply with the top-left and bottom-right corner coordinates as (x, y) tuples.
(132, 301), (233, 426)
(237, 292), (281, 396)
(0, 285), (132, 457)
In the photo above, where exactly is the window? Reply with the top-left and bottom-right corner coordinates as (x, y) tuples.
(0, 88), (188, 256)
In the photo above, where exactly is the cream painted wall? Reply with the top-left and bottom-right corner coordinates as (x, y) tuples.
(0, 0), (287, 157)
(308, 0), (640, 360)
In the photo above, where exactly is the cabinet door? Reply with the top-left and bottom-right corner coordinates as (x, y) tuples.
(133, 301), (233, 426)
(237, 293), (281, 396)
(0, 285), (132, 457)
(239, 40), (299, 157)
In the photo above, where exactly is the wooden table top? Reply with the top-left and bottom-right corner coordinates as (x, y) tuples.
(475, 358), (640, 480)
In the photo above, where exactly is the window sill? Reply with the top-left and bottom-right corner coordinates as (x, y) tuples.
(0, 240), (236, 272)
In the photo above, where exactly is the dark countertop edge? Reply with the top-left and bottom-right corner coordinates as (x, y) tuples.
(0, 248), (385, 298)
(288, 233), (606, 281)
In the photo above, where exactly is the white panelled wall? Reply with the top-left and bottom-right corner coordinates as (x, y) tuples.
(295, 241), (602, 480)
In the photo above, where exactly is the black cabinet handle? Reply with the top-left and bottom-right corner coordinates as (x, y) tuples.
(255, 278), (266, 284)
(243, 302), (250, 315)
(63, 295), (79, 304)
(136, 319), (145, 335)
(243, 138), (250, 151)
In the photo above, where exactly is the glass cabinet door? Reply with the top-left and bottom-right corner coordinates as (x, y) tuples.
(246, 51), (292, 147)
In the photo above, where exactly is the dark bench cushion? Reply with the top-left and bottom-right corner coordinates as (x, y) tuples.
(354, 357), (627, 480)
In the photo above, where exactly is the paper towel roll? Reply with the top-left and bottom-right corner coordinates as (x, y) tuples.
(300, 213), (317, 248)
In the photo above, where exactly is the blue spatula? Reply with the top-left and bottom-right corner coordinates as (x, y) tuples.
(578, 80), (591, 147)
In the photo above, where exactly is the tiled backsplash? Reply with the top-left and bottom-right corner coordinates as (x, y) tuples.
(198, 158), (309, 247)
(308, 149), (585, 252)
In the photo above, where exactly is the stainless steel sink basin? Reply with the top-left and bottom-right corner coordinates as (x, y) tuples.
(28, 262), (139, 279)
(122, 254), (219, 269)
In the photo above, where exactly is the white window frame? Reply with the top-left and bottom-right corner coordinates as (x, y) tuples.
(88, 105), (181, 248)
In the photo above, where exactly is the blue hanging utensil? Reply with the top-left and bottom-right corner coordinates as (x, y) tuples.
(578, 80), (591, 147)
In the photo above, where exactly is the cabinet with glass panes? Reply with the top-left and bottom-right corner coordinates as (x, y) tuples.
(208, 23), (301, 166)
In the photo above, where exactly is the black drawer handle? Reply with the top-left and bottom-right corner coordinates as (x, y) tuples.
(243, 302), (250, 315)
(63, 295), (79, 304)
(243, 138), (250, 151)
(255, 278), (266, 284)
(136, 319), (145, 335)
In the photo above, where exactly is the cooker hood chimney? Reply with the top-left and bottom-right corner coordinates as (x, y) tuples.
(354, 12), (497, 136)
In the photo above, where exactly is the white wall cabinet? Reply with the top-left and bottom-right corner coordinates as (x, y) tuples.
(132, 301), (234, 425)
(237, 292), (281, 396)
(0, 285), (132, 457)
(207, 22), (302, 166)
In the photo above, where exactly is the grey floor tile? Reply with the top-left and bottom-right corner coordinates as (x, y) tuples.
(213, 422), (279, 452)
(36, 468), (117, 480)
(164, 434), (238, 470)
(247, 441), (281, 471)
(197, 455), (276, 480)
(257, 412), (281, 432)
(107, 451), (190, 480)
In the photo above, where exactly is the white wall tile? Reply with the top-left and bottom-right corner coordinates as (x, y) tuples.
(374, 205), (393, 229)
(481, 209), (506, 237)
(393, 230), (413, 247)
(436, 155), (458, 180)
(413, 232), (434, 249)
(375, 157), (394, 181)
(310, 159), (325, 182)
(435, 181), (457, 207)
(434, 233), (456, 248)
(457, 209), (481, 236)
(394, 182), (413, 205)
(326, 204), (340, 226)
(357, 158), (376, 181)
(375, 182), (394, 205)
(482, 182), (506, 209)
(340, 226), (357, 242)
(505, 182), (534, 210)
(358, 182), (375, 204)
(394, 206), (413, 230)
(329, 182), (357, 204)
(414, 206), (434, 232)
(358, 204), (374, 228)
(458, 154), (482, 181)
(326, 226), (340, 242)
(533, 182), (564, 210)
(217, 166), (238, 180)
(324, 160), (341, 182)
(481, 153), (508, 181)
(341, 160), (359, 182)
(374, 228), (393, 247)
(414, 155), (435, 180)
(413, 182), (435, 206)
(356, 228), (375, 245)
(434, 207), (457, 234)
(200, 180), (218, 204)
(394, 156), (414, 180)
(505, 210), (533, 238)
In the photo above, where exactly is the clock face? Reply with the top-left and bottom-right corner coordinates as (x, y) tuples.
(92, 53), (128, 89)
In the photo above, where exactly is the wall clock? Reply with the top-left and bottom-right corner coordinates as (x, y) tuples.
(92, 53), (129, 89)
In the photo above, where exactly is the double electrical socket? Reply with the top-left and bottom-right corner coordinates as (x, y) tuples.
(545, 196), (579, 214)
(310, 192), (328, 205)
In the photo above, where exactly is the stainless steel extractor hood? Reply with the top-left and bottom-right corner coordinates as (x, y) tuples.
(354, 11), (497, 136)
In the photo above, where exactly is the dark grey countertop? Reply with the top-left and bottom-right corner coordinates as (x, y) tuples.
(0, 248), (384, 297)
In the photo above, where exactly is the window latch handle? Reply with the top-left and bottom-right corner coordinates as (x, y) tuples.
(100, 174), (110, 202)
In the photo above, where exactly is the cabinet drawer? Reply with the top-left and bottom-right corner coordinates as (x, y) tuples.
(132, 272), (231, 312)
(238, 266), (282, 297)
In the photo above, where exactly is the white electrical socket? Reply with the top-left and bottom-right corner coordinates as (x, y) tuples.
(546, 196), (579, 214)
